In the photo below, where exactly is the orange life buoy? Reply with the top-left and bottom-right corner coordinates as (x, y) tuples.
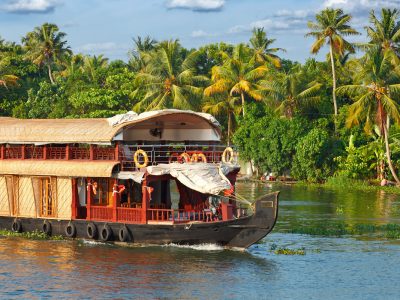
(191, 152), (207, 163)
(180, 152), (191, 163)
(222, 147), (234, 163)
(168, 153), (180, 163)
(134, 149), (149, 168)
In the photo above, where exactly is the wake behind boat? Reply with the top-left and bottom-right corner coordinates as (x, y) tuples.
(0, 110), (278, 248)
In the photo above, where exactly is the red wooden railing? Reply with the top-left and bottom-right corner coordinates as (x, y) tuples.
(148, 209), (174, 222)
(95, 147), (115, 160)
(117, 207), (142, 223)
(90, 206), (113, 221)
(25, 146), (44, 159)
(70, 147), (90, 160)
(47, 147), (66, 159)
(5, 146), (23, 159)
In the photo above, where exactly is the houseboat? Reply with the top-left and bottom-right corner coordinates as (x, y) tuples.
(0, 110), (279, 248)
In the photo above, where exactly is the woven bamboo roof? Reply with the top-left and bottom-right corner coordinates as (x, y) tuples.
(0, 110), (221, 144)
(0, 160), (119, 177)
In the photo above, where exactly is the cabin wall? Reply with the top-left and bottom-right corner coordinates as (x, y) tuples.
(56, 178), (72, 220)
(17, 177), (37, 218)
(122, 129), (220, 141)
(0, 176), (10, 216)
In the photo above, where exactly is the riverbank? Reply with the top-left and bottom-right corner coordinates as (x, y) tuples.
(239, 175), (400, 195)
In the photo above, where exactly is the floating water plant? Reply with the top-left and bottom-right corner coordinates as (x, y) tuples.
(0, 229), (64, 240)
(273, 247), (306, 255)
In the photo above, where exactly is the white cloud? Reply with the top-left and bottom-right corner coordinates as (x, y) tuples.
(77, 42), (119, 52)
(323, 0), (400, 14)
(228, 25), (250, 34)
(2, 0), (60, 13)
(166, 0), (225, 12)
(191, 30), (215, 38)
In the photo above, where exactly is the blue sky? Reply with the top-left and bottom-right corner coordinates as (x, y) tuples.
(0, 0), (399, 62)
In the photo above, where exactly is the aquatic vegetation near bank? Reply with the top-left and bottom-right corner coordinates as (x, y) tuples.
(269, 243), (307, 255)
(0, 229), (64, 240)
(289, 223), (400, 239)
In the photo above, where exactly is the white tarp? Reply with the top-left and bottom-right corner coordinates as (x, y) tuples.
(146, 163), (232, 195)
(107, 109), (220, 128)
(116, 171), (145, 183)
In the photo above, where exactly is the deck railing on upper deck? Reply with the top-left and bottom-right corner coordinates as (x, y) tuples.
(119, 144), (237, 171)
(0, 143), (237, 168)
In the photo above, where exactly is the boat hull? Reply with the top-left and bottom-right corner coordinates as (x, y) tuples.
(0, 192), (279, 249)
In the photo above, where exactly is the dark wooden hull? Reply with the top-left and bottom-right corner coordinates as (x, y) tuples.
(0, 192), (279, 249)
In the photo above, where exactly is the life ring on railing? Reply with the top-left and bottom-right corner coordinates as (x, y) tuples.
(134, 149), (149, 168)
(179, 153), (191, 163)
(191, 152), (207, 163)
(168, 152), (180, 163)
(222, 147), (234, 163)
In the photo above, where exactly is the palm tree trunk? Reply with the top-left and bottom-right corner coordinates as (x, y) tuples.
(47, 64), (55, 84)
(227, 111), (231, 146)
(383, 124), (400, 185)
(241, 92), (245, 117)
(329, 42), (338, 116)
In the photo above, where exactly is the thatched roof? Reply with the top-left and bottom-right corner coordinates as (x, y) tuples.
(0, 110), (221, 144)
(0, 160), (119, 177)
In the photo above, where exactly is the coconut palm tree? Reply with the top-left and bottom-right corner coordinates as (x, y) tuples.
(262, 68), (322, 118)
(82, 54), (109, 83)
(249, 27), (285, 68)
(365, 8), (400, 62)
(130, 36), (158, 72)
(203, 93), (241, 145)
(306, 8), (360, 116)
(336, 47), (400, 184)
(22, 23), (72, 84)
(134, 40), (208, 111)
(204, 43), (268, 117)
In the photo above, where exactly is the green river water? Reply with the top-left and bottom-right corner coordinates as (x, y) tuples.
(0, 182), (399, 299)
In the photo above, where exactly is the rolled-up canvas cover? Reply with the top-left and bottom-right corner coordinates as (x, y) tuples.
(146, 163), (235, 195)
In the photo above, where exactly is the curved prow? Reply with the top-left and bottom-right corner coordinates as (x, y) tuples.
(227, 191), (279, 249)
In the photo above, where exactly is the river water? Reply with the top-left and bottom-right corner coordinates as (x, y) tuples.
(1, 183), (400, 299)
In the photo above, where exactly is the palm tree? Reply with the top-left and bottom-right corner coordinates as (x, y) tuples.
(130, 36), (158, 72)
(203, 93), (241, 145)
(134, 40), (208, 111)
(249, 27), (285, 68)
(22, 23), (72, 84)
(204, 43), (268, 117)
(82, 54), (109, 83)
(337, 47), (400, 184)
(306, 8), (360, 116)
(365, 8), (400, 62)
(262, 68), (322, 118)
(0, 74), (18, 88)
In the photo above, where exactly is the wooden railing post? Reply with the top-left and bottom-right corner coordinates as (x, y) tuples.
(21, 145), (25, 159)
(66, 144), (70, 160)
(43, 145), (47, 160)
(90, 145), (94, 160)
(115, 142), (119, 161)
(141, 178), (149, 224)
(71, 178), (77, 219)
(112, 179), (118, 222)
(0, 145), (4, 159)
(86, 178), (92, 220)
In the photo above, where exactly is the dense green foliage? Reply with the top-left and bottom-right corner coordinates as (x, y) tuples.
(1, 8), (400, 183)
